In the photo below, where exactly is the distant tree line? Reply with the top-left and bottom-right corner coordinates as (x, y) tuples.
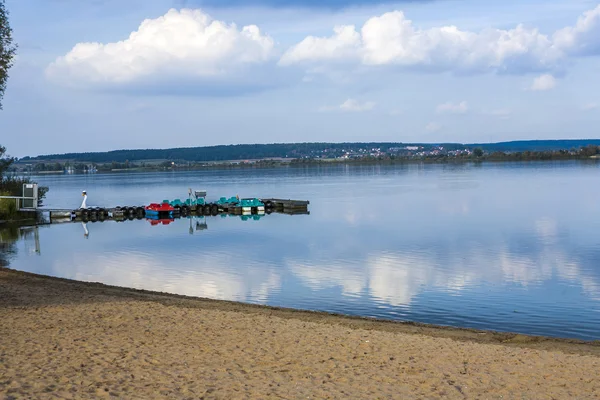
(19, 140), (600, 165)
(8, 144), (600, 179)
(21, 143), (419, 163)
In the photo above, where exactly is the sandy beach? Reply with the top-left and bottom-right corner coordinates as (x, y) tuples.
(1, 268), (599, 399)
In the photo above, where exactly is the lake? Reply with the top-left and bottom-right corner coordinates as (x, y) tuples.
(2, 162), (600, 340)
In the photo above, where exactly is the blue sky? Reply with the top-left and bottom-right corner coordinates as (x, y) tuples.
(1, 0), (600, 157)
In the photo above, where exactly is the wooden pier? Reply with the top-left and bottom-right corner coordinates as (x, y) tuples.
(41, 198), (310, 223)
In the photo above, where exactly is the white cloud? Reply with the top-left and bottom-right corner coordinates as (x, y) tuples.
(46, 9), (275, 88)
(42, 4), (600, 95)
(436, 101), (469, 114)
(530, 74), (556, 91)
(583, 103), (598, 111)
(320, 98), (375, 112)
(281, 5), (600, 75)
(279, 25), (361, 66)
(425, 122), (442, 132)
(340, 98), (375, 112)
(553, 5), (600, 56)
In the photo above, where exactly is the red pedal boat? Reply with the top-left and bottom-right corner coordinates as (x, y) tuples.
(145, 202), (175, 216)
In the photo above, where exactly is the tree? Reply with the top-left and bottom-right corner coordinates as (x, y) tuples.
(0, 0), (17, 110)
(0, 145), (14, 177)
(473, 148), (484, 157)
(581, 145), (600, 157)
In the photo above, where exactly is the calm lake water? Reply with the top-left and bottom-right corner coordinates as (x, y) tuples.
(2, 162), (600, 340)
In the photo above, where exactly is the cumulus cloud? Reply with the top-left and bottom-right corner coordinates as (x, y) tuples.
(530, 74), (556, 91)
(320, 98), (375, 112)
(46, 8), (275, 92)
(281, 5), (600, 75)
(279, 25), (361, 66)
(43, 4), (600, 94)
(436, 101), (469, 114)
(553, 5), (600, 56)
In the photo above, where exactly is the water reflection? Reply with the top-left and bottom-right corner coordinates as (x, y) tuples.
(76, 214), (268, 238)
(2, 162), (600, 340)
(0, 225), (40, 266)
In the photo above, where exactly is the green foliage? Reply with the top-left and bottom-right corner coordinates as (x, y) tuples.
(0, 190), (16, 219)
(473, 148), (484, 157)
(0, 145), (14, 175)
(37, 184), (48, 206)
(0, 0), (17, 110)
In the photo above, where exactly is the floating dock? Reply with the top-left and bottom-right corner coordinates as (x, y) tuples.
(42, 198), (310, 223)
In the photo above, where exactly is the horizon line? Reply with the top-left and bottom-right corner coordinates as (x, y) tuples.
(17, 138), (600, 160)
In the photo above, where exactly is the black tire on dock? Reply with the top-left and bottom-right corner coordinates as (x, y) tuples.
(99, 212), (106, 221)
(136, 207), (145, 217)
(203, 205), (211, 216)
(264, 201), (273, 209)
(181, 205), (189, 214)
(211, 204), (218, 215)
(81, 209), (89, 218)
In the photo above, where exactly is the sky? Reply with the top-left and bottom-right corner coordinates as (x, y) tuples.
(1, 0), (600, 157)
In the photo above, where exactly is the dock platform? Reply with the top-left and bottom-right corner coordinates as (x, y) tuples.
(41, 198), (310, 223)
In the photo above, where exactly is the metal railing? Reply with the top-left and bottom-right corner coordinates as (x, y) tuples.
(0, 184), (39, 210)
(0, 196), (38, 210)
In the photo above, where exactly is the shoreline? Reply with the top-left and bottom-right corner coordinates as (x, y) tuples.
(2, 267), (599, 352)
(2, 267), (600, 398)
(14, 156), (600, 175)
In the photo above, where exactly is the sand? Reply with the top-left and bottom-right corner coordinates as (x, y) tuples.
(1, 268), (599, 399)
